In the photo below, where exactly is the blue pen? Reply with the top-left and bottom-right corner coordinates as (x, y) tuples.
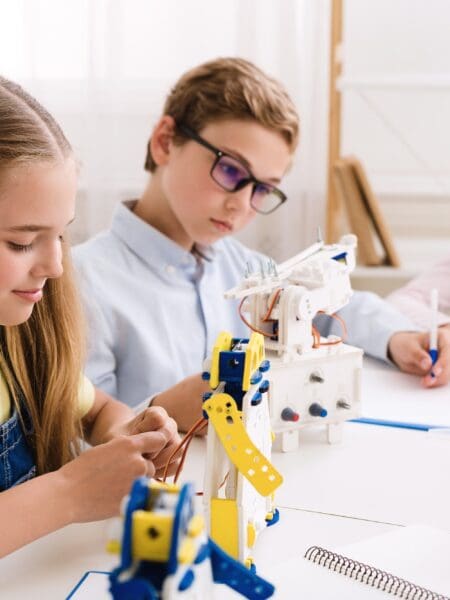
(350, 417), (446, 432)
(429, 288), (439, 377)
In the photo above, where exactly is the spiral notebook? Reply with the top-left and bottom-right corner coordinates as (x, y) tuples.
(268, 525), (450, 599)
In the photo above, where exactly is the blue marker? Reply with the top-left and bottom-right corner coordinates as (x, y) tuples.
(429, 288), (439, 376)
(351, 417), (446, 432)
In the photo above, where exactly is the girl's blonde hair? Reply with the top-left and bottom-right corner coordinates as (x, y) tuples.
(145, 57), (300, 172)
(0, 76), (84, 474)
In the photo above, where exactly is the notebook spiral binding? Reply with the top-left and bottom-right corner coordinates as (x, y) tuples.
(304, 546), (450, 600)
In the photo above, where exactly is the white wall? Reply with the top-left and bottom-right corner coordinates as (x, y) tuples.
(342, 0), (450, 198)
(0, 0), (332, 262)
(339, 0), (450, 286)
(1, 1), (448, 270)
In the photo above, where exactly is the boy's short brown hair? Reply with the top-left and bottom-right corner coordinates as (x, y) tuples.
(145, 57), (300, 172)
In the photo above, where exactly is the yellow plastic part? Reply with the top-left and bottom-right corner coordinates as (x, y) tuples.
(210, 331), (233, 389)
(177, 538), (197, 565)
(204, 393), (283, 496)
(210, 498), (239, 559)
(145, 480), (179, 510)
(106, 539), (121, 555)
(242, 333), (265, 391)
(132, 510), (172, 562)
(148, 480), (179, 492)
(187, 514), (205, 538)
(247, 523), (256, 548)
(244, 557), (254, 570)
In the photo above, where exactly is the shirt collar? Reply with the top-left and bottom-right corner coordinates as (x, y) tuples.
(111, 200), (219, 269)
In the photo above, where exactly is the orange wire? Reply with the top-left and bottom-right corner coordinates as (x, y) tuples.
(162, 417), (207, 482)
(261, 288), (282, 321)
(238, 296), (277, 338)
(218, 471), (229, 490)
(314, 311), (348, 346)
(173, 420), (208, 483)
(238, 291), (347, 348)
(172, 418), (207, 481)
(311, 325), (321, 348)
(194, 468), (229, 497)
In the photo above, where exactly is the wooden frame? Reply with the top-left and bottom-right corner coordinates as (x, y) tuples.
(326, 0), (344, 243)
(333, 156), (401, 266)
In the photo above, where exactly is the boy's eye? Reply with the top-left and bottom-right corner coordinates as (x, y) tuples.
(253, 182), (272, 196)
(8, 242), (33, 252)
(217, 159), (247, 183)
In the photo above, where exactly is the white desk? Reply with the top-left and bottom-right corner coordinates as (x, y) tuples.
(362, 356), (450, 426)
(1, 359), (449, 599)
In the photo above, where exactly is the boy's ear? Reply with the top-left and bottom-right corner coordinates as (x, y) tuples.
(149, 115), (177, 166)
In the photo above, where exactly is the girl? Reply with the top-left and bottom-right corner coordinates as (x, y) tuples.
(0, 76), (181, 557)
(387, 258), (450, 385)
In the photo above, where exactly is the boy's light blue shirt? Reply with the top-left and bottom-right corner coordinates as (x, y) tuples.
(73, 201), (419, 408)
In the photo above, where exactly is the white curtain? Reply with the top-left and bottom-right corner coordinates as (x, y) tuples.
(0, 0), (331, 261)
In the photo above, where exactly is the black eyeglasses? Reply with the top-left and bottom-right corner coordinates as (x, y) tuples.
(177, 124), (287, 215)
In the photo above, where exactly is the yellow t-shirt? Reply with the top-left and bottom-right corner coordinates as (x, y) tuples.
(0, 371), (95, 424)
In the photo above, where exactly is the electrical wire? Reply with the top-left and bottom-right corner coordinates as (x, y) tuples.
(162, 416), (207, 482)
(261, 288), (283, 321)
(238, 296), (277, 338)
(315, 311), (348, 346)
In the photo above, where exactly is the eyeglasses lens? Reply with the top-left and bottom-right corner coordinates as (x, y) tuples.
(211, 155), (283, 214)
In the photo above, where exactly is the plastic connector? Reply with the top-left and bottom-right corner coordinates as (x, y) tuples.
(309, 372), (324, 383)
(251, 392), (262, 406)
(309, 403), (327, 418)
(259, 380), (270, 394)
(281, 407), (300, 422)
(259, 360), (270, 373)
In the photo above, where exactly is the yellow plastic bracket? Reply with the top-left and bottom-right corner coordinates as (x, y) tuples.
(242, 332), (265, 391)
(247, 523), (256, 548)
(210, 331), (233, 389)
(204, 393), (283, 496)
(210, 498), (239, 559)
(132, 510), (172, 562)
(177, 538), (196, 565)
(106, 539), (121, 555)
(187, 514), (205, 538)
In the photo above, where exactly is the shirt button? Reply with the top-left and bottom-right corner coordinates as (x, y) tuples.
(166, 265), (176, 274)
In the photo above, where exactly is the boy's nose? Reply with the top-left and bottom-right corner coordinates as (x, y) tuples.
(224, 184), (253, 213)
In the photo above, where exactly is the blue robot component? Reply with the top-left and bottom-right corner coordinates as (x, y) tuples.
(214, 337), (271, 410)
(109, 477), (275, 599)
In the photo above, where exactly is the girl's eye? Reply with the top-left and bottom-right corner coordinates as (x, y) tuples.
(8, 242), (33, 252)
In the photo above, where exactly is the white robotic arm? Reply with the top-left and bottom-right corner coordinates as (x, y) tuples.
(225, 234), (363, 451)
(228, 234), (357, 357)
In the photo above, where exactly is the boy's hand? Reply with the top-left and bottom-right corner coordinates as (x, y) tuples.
(388, 328), (450, 387)
(116, 406), (182, 477)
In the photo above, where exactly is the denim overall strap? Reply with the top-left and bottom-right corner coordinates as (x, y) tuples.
(0, 398), (36, 491)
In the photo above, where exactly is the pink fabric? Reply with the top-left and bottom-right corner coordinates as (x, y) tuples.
(387, 257), (450, 330)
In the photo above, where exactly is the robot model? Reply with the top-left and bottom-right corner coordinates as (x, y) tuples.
(201, 331), (283, 568)
(225, 234), (363, 452)
(108, 477), (275, 599)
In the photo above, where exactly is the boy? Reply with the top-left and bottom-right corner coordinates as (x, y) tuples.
(74, 58), (448, 431)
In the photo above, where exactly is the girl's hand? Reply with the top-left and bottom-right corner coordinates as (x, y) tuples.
(58, 432), (169, 523)
(112, 406), (182, 477)
(388, 328), (450, 387)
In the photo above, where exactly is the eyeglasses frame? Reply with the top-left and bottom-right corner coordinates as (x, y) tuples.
(176, 123), (287, 215)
